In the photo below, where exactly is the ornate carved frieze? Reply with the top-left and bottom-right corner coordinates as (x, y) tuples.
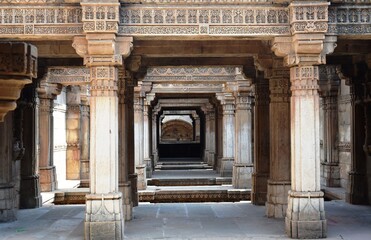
(338, 141), (351, 152)
(119, 5), (290, 36)
(81, 2), (119, 33)
(289, 1), (329, 34)
(0, 6), (82, 36)
(47, 67), (90, 85)
(121, 0), (273, 4)
(328, 5), (371, 35)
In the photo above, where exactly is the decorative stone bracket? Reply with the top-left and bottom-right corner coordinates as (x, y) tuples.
(0, 42), (37, 122)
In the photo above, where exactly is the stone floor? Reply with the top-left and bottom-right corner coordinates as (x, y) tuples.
(0, 200), (370, 240)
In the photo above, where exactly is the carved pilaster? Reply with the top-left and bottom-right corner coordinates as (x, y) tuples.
(252, 72), (270, 205)
(37, 80), (61, 192)
(0, 42), (37, 122)
(266, 58), (291, 218)
(80, 86), (90, 188)
(66, 86), (81, 180)
(319, 65), (340, 187)
(216, 93), (235, 177)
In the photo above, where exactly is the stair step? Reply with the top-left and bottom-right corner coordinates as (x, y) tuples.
(148, 177), (232, 186)
(157, 161), (205, 165)
(155, 165), (212, 170)
(139, 186), (250, 203)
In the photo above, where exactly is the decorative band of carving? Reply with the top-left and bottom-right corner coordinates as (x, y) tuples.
(48, 67), (90, 85)
(269, 78), (290, 103)
(289, 2), (329, 34)
(290, 66), (319, 96)
(119, 5), (289, 36)
(328, 5), (371, 35)
(67, 105), (80, 113)
(38, 98), (53, 113)
(90, 66), (118, 97)
(0, 6), (83, 35)
(338, 141), (351, 152)
(81, 3), (119, 33)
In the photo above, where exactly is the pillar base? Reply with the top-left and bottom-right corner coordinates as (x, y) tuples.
(220, 158), (233, 177)
(216, 156), (223, 173)
(266, 180), (291, 218)
(136, 164), (147, 190)
(285, 191), (327, 239)
(129, 174), (138, 207)
(19, 174), (42, 209)
(346, 171), (369, 204)
(119, 182), (133, 221)
(144, 158), (152, 178)
(85, 192), (124, 240)
(80, 179), (90, 188)
(251, 173), (269, 205)
(0, 184), (16, 222)
(232, 163), (253, 189)
(39, 166), (57, 192)
(320, 162), (340, 187)
(204, 150), (209, 163)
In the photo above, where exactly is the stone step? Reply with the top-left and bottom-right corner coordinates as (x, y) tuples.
(139, 186), (250, 203)
(54, 186), (250, 204)
(157, 161), (205, 166)
(147, 177), (232, 186)
(155, 164), (212, 170)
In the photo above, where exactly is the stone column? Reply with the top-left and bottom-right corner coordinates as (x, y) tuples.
(118, 68), (132, 221)
(203, 109), (210, 164)
(37, 80), (61, 192)
(345, 60), (369, 204)
(134, 91), (146, 190)
(143, 100), (152, 178)
(233, 89), (254, 189)
(216, 105), (223, 173)
(194, 114), (201, 142)
(19, 83), (42, 209)
(319, 65), (340, 187)
(66, 86), (81, 180)
(79, 86), (90, 187)
(252, 72), (270, 205)
(208, 109), (216, 167)
(152, 111), (159, 167)
(217, 93), (235, 177)
(271, 1), (337, 237)
(266, 59), (291, 218)
(73, 1), (133, 236)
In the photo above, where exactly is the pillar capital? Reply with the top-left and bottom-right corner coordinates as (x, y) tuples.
(37, 80), (62, 100)
(319, 65), (340, 97)
(0, 42), (38, 122)
(72, 35), (133, 67)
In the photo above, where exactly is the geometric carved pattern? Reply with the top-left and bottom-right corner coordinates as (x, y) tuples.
(328, 5), (371, 35)
(119, 5), (290, 36)
(47, 67), (90, 85)
(0, 6), (82, 35)
(81, 2), (119, 33)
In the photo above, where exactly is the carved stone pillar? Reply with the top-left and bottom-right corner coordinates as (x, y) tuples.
(203, 109), (210, 164)
(79, 86), (90, 187)
(345, 60), (369, 205)
(319, 65), (340, 187)
(217, 93), (235, 177)
(134, 91), (146, 190)
(143, 100), (152, 178)
(66, 86), (81, 180)
(37, 81), (61, 192)
(252, 72), (270, 205)
(194, 115), (201, 142)
(73, 1), (133, 236)
(266, 59), (291, 218)
(118, 68), (132, 221)
(208, 110), (216, 167)
(19, 84), (42, 209)
(233, 89), (254, 189)
(152, 111), (159, 167)
(271, 1), (337, 237)
(216, 105), (223, 173)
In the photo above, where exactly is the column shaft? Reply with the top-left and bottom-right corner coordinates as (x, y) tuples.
(143, 103), (152, 178)
(285, 66), (326, 238)
(233, 93), (253, 189)
(80, 90), (90, 187)
(220, 96), (235, 177)
(134, 95), (146, 190)
(266, 66), (291, 218)
(252, 77), (270, 205)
